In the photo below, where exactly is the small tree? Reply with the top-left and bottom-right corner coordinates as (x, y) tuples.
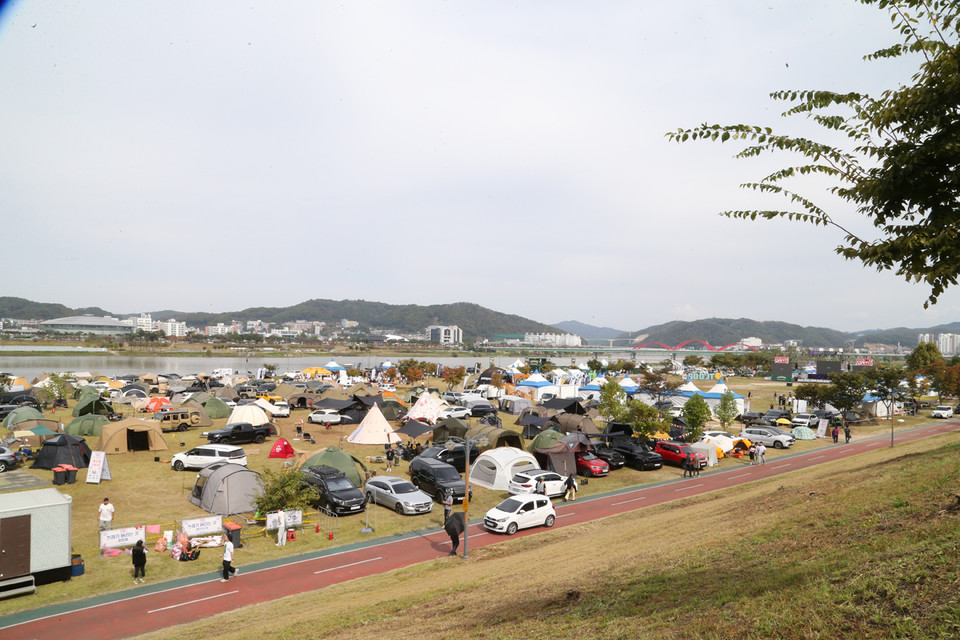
(254, 468), (315, 515)
(262, 363), (279, 378)
(597, 380), (629, 423)
(681, 394), (712, 442)
(43, 372), (72, 400)
(441, 366), (466, 391)
(794, 383), (827, 409)
(490, 371), (505, 391)
(384, 367), (398, 382)
(586, 358), (604, 372)
(621, 399), (670, 441)
(715, 390), (738, 429)
(683, 355), (704, 367)
(823, 371), (869, 427)
(638, 366), (683, 415)
(406, 367), (425, 385)
(906, 342), (944, 373)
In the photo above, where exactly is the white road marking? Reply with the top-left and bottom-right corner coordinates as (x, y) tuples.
(674, 483), (703, 492)
(728, 473), (751, 479)
(558, 513), (576, 518)
(809, 455), (825, 461)
(612, 496), (647, 506)
(314, 557), (382, 575)
(771, 464), (790, 470)
(865, 442), (881, 447)
(468, 532), (488, 539)
(148, 591), (238, 614)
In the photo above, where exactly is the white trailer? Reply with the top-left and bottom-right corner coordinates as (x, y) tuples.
(0, 488), (73, 598)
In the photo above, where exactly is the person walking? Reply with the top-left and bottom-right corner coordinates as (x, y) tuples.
(220, 533), (238, 582)
(692, 455), (701, 477)
(748, 444), (757, 466)
(385, 447), (394, 473)
(444, 511), (466, 556)
(275, 510), (287, 547)
(131, 539), (147, 584)
(832, 426), (839, 444)
(442, 488), (453, 524)
(563, 473), (578, 502)
(98, 497), (115, 531)
(844, 426), (852, 444)
(757, 442), (766, 465)
(535, 475), (546, 495)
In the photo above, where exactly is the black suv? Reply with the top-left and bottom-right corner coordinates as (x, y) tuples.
(300, 465), (366, 515)
(603, 422), (663, 471)
(416, 443), (479, 473)
(591, 443), (626, 470)
(761, 409), (791, 425)
(408, 457), (470, 504)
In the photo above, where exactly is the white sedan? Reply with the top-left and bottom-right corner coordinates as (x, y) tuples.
(308, 409), (344, 425)
(484, 494), (556, 535)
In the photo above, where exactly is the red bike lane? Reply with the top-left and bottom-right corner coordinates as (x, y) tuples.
(5, 420), (957, 640)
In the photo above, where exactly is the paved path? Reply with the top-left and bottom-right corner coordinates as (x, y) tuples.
(4, 420), (958, 640)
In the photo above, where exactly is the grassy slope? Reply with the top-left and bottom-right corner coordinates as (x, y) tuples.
(136, 433), (960, 640)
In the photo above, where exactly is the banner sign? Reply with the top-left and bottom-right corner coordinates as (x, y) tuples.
(86, 451), (112, 484)
(774, 356), (790, 364)
(100, 525), (145, 550)
(180, 515), (223, 537)
(816, 419), (829, 439)
(266, 509), (303, 531)
(856, 358), (874, 367)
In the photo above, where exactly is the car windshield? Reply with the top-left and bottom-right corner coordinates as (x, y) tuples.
(580, 452), (597, 461)
(392, 482), (417, 494)
(435, 468), (461, 481)
(496, 498), (524, 513)
(327, 478), (355, 491)
(421, 447), (443, 459)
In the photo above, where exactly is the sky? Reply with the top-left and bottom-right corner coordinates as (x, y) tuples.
(1, 0), (956, 335)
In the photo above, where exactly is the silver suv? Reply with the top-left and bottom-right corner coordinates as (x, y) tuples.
(741, 426), (795, 449)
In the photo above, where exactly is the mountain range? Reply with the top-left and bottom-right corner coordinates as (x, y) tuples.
(0, 296), (953, 347)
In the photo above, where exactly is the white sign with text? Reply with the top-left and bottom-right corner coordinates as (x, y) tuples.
(180, 515), (223, 537)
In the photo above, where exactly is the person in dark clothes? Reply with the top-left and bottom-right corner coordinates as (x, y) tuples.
(844, 426), (851, 444)
(132, 539), (147, 584)
(444, 511), (466, 556)
(832, 426), (839, 444)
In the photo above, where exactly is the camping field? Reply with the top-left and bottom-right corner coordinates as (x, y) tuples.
(0, 375), (940, 619)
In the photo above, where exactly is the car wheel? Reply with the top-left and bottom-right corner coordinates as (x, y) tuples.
(394, 503), (405, 515)
(255, 434), (265, 444)
(583, 468), (593, 477)
(506, 522), (519, 535)
(308, 417), (316, 424)
(0, 461), (7, 473)
(544, 514), (555, 528)
(774, 441), (784, 449)
(435, 491), (445, 503)
(173, 460), (184, 471)
(178, 423), (188, 432)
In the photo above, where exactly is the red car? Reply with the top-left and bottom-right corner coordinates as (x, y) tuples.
(575, 451), (610, 477)
(653, 441), (706, 469)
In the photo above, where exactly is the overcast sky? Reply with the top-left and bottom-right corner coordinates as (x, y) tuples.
(1, 1), (954, 334)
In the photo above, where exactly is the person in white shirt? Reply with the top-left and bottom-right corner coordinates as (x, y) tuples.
(276, 510), (287, 547)
(757, 442), (767, 465)
(220, 534), (238, 582)
(98, 498), (115, 531)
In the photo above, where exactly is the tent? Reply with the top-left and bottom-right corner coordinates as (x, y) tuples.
(2, 406), (45, 429)
(226, 404), (271, 426)
(468, 447), (539, 490)
(688, 441), (719, 467)
(288, 391), (318, 410)
(396, 420), (434, 439)
(301, 366), (332, 379)
(792, 426), (817, 440)
(301, 446), (367, 486)
(432, 417), (471, 442)
(72, 395), (114, 417)
(322, 360), (345, 372)
(268, 437), (296, 458)
(180, 399), (214, 427)
(65, 414), (110, 437)
(477, 367), (510, 386)
(546, 413), (600, 435)
(31, 434), (92, 469)
(202, 396), (232, 419)
(527, 428), (566, 452)
(499, 395), (532, 415)
(528, 433), (576, 476)
(253, 398), (281, 415)
(465, 424), (524, 450)
(347, 405), (401, 445)
(95, 419), (169, 454)
(519, 415), (551, 440)
(146, 397), (171, 412)
(189, 462), (261, 515)
(380, 402), (404, 421)
(213, 386), (240, 401)
(404, 391), (444, 424)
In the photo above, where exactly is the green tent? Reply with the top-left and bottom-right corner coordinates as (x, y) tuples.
(527, 429), (565, 453)
(202, 396), (231, 419)
(301, 446), (367, 486)
(380, 402), (404, 421)
(65, 414), (110, 437)
(2, 406), (45, 429)
(432, 417), (470, 442)
(73, 395), (114, 417)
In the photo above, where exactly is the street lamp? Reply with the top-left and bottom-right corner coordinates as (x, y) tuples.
(445, 434), (487, 559)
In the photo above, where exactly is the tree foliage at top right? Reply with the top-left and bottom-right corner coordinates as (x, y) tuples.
(669, 1), (960, 307)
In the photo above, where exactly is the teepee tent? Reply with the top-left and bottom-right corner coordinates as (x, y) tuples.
(347, 405), (401, 445)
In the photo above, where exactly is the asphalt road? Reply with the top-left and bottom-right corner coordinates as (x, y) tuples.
(4, 420), (958, 640)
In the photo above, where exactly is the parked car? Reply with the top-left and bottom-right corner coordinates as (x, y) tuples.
(608, 438), (663, 471)
(653, 441), (707, 469)
(761, 409), (792, 425)
(575, 450), (609, 477)
(171, 444), (247, 471)
(363, 475), (434, 515)
(741, 426), (795, 449)
(791, 413), (819, 428)
(378, 383), (397, 392)
(415, 443), (480, 473)
(483, 494), (556, 535)
(206, 422), (274, 445)
(466, 400), (498, 417)
(0, 445), (20, 473)
(591, 444), (626, 470)
(408, 457), (470, 503)
(153, 409), (200, 432)
(271, 401), (291, 418)
(441, 391), (465, 405)
(931, 405), (954, 419)
(438, 406), (471, 420)
(740, 411), (766, 425)
(811, 409), (840, 424)
(307, 409), (344, 425)
(301, 465), (366, 515)
(507, 469), (566, 498)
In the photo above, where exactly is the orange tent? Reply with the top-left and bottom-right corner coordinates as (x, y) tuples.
(146, 397), (171, 412)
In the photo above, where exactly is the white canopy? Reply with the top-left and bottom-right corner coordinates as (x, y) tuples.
(404, 391), (444, 424)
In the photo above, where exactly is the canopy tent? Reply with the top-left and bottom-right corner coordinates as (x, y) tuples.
(31, 433), (92, 470)
(227, 404), (271, 426)
(301, 366), (333, 379)
(322, 360), (346, 372)
(2, 406), (45, 429)
(269, 437), (296, 458)
(618, 376), (639, 393)
(518, 372), (551, 388)
(404, 391), (444, 424)
(580, 375), (608, 392)
(301, 446), (367, 486)
(95, 419), (169, 454)
(201, 396), (232, 419)
(189, 462), (261, 515)
(65, 414), (110, 437)
(346, 405), (401, 445)
(396, 420), (434, 439)
(678, 378), (701, 392)
(468, 447), (539, 490)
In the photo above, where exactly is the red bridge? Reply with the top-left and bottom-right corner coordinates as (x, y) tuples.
(632, 339), (758, 352)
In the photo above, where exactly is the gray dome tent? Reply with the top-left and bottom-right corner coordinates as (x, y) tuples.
(189, 462), (261, 515)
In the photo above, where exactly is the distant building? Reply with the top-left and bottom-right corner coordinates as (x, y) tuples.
(741, 337), (763, 348)
(39, 315), (135, 336)
(523, 332), (582, 347)
(206, 323), (234, 336)
(340, 319), (359, 329)
(157, 319), (188, 337)
(428, 325), (462, 345)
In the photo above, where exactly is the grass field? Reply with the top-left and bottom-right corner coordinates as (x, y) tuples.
(0, 376), (944, 623)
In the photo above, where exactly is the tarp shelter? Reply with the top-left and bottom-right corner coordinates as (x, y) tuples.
(269, 437), (296, 458)
(301, 446), (367, 486)
(189, 462), (261, 515)
(2, 406), (45, 429)
(499, 395), (532, 415)
(253, 398), (281, 415)
(72, 395), (114, 417)
(31, 434), (92, 469)
(347, 405), (401, 445)
(540, 398), (587, 415)
(468, 447), (539, 490)
(432, 417), (470, 442)
(404, 391), (444, 424)
(227, 404), (271, 426)
(396, 420), (434, 439)
(301, 366), (332, 379)
(145, 397), (171, 412)
(465, 424), (523, 450)
(202, 396), (231, 419)
(519, 415), (551, 440)
(65, 414), (110, 437)
(95, 419), (169, 454)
